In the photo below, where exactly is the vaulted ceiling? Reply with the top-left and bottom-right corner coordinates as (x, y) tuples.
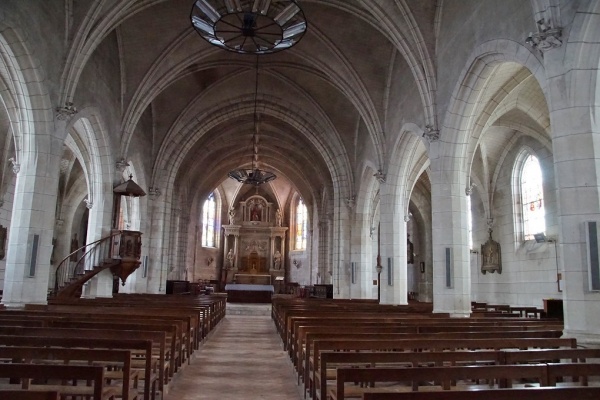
(80, 0), (437, 210)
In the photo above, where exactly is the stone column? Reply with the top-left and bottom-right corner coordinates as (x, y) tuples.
(2, 112), (63, 307)
(379, 188), (408, 305)
(429, 132), (471, 317)
(542, 11), (600, 343)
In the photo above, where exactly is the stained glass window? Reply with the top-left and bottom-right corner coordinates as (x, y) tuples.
(202, 193), (216, 247)
(521, 154), (545, 240)
(295, 198), (307, 250)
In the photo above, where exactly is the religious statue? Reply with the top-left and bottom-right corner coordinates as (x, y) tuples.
(228, 207), (236, 224)
(481, 230), (502, 274)
(226, 248), (234, 269)
(275, 209), (282, 227)
(273, 250), (282, 270)
(251, 205), (260, 221)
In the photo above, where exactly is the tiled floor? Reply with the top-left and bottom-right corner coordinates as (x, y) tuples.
(164, 311), (303, 400)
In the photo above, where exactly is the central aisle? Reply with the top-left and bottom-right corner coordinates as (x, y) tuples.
(164, 311), (303, 400)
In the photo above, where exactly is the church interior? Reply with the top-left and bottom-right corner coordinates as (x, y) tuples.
(1, 0), (600, 398)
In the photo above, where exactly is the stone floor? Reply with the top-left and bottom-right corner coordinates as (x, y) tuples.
(163, 306), (303, 400)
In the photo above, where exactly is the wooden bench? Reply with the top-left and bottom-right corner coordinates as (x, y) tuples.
(503, 348), (600, 364)
(0, 391), (61, 400)
(317, 350), (503, 400)
(0, 346), (138, 400)
(0, 324), (168, 397)
(0, 335), (156, 400)
(308, 337), (576, 400)
(332, 364), (550, 399)
(296, 324), (561, 378)
(362, 386), (600, 400)
(0, 363), (115, 399)
(317, 348), (600, 400)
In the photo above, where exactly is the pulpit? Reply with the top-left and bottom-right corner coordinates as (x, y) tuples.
(110, 230), (142, 285)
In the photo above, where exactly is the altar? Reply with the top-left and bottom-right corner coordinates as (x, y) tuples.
(234, 273), (271, 285)
(225, 283), (274, 303)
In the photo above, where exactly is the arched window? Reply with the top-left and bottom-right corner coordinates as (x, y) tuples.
(202, 193), (216, 247)
(295, 198), (307, 250)
(520, 154), (545, 240)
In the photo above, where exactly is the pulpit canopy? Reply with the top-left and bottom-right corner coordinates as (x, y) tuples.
(114, 175), (146, 197)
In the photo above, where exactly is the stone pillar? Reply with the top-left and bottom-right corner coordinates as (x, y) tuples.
(379, 188), (408, 305)
(542, 12), (600, 343)
(429, 136), (471, 317)
(146, 183), (171, 294)
(2, 118), (63, 307)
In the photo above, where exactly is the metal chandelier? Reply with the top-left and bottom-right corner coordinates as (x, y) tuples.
(191, 0), (307, 55)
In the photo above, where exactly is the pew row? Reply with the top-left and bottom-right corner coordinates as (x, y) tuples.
(361, 386), (600, 400)
(332, 363), (600, 400)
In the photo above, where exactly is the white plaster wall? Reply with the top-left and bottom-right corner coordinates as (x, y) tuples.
(470, 136), (560, 308)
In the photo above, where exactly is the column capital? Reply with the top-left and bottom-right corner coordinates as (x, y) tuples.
(8, 157), (19, 174)
(374, 169), (386, 183)
(116, 158), (130, 173)
(422, 125), (440, 142)
(525, 19), (562, 52)
(56, 102), (78, 121)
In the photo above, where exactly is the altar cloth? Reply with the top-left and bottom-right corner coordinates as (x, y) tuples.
(225, 284), (274, 292)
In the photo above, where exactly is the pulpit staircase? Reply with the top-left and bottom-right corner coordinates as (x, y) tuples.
(51, 230), (142, 299)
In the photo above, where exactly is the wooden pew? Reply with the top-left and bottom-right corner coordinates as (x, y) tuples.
(0, 346), (138, 400)
(291, 319), (562, 362)
(0, 363), (115, 399)
(295, 324), (561, 377)
(503, 348), (600, 365)
(0, 392), (60, 400)
(317, 350), (503, 400)
(308, 337), (576, 400)
(317, 348), (600, 400)
(362, 387), (600, 400)
(0, 336), (156, 400)
(0, 325), (168, 397)
(332, 364), (550, 400)
(23, 304), (201, 353)
(547, 363), (600, 387)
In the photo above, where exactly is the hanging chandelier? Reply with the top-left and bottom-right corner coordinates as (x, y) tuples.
(227, 56), (277, 186)
(190, 0), (307, 54)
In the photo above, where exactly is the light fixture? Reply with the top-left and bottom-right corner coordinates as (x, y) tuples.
(227, 56), (276, 186)
(190, 0), (307, 55)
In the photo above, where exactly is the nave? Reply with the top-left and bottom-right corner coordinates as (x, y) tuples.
(165, 307), (302, 400)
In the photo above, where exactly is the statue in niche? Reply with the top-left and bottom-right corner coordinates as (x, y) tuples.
(251, 204), (261, 221)
(481, 230), (502, 274)
(228, 207), (236, 224)
(226, 248), (234, 269)
(276, 209), (282, 226)
(273, 250), (282, 270)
